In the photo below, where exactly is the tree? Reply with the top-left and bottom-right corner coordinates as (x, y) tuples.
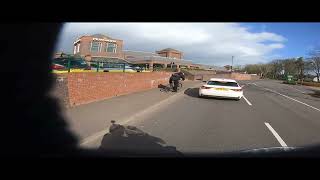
(308, 48), (320, 82)
(295, 57), (305, 83)
(233, 65), (243, 72)
(243, 64), (261, 75)
(269, 59), (283, 79)
(259, 63), (273, 78)
(224, 65), (231, 71)
(282, 58), (298, 77)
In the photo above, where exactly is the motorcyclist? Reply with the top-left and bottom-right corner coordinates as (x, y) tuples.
(99, 120), (183, 156)
(169, 68), (185, 92)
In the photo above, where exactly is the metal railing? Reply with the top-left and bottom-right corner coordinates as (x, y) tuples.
(89, 61), (132, 72)
(143, 56), (193, 64)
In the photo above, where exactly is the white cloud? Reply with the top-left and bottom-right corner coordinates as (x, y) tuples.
(56, 23), (286, 66)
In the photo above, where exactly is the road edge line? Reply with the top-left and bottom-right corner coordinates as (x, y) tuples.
(264, 122), (288, 147)
(252, 83), (320, 112)
(264, 88), (320, 112)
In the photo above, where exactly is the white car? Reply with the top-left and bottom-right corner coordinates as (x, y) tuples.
(198, 78), (243, 100)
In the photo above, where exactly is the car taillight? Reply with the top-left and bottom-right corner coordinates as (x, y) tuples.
(232, 88), (242, 91)
(52, 64), (65, 70)
(201, 86), (211, 89)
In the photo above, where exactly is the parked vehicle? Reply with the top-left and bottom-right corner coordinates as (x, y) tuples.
(283, 75), (297, 85)
(52, 57), (91, 72)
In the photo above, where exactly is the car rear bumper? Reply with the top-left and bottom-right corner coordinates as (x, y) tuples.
(199, 89), (243, 99)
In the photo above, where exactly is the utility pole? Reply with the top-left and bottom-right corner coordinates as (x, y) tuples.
(231, 56), (234, 72)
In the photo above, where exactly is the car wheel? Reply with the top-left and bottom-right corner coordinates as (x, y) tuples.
(235, 97), (241, 101)
(198, 94), (203, 98)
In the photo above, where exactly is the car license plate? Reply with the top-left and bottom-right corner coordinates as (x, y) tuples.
(215, 88), (227, 91)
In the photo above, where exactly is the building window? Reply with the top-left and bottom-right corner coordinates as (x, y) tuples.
(77, 44), (80, 53)
(73, 45), (77, 54)
(106, 43), (117, 53)
(91, 41), (102, 52)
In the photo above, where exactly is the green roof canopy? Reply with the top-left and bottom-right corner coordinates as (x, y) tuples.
(91, 57), (130, 64)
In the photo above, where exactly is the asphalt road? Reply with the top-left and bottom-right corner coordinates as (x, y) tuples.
(119, 80), (320, 154)
(70, 79), (320, 155)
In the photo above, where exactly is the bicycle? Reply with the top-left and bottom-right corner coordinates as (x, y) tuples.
(160, 81), (183, 93)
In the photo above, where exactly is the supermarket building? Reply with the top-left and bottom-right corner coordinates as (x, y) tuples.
(72, 34), (203, 69)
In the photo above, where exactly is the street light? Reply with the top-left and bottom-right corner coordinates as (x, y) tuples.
(231, 56), (234, 72)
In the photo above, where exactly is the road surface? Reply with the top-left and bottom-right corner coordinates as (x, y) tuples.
(64, 79), (320, 154)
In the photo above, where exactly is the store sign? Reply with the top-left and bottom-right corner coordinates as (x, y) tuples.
(92, 38), (116, 43)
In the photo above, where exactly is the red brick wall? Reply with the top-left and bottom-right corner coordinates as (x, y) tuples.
(66, 72), (172, 107)
(231, 73), (260, 80)
(193, 73), (260, 81)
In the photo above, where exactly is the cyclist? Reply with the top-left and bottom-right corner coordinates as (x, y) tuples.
(169, 68), (185, 92)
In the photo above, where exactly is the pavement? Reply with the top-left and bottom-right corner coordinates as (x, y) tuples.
(62, 80), (202, 147)
(63, 79), (320, 154)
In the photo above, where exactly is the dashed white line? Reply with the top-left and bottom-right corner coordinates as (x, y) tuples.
(242, 95), (252, 106)
(264, 122), (288, 147)
(251, 84), (320, 112)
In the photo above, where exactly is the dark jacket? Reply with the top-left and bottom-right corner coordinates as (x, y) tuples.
(169, 72), (185, 83)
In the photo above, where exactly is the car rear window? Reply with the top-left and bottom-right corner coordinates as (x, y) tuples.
(207, 81), (239, 87)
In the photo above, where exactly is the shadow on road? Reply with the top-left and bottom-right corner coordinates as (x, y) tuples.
(158, 84), (167, 89)
(184, 88), (200, 98)
(98, 121), (183, 157)
(184, 88), (237, 101)
(158, 84), (171, 93)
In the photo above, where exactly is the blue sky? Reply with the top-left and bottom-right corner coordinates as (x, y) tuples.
(242, 23), (320, 59)
(56, 23), (320, 66)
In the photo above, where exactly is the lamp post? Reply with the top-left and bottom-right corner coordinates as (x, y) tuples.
(231, 56), (234, 72)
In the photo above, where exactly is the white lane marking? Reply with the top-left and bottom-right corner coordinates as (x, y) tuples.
(282, 83), (307, 94)
(80, 83), (202, 146)
(264, 87), (320, 112)
(242, 95), (252, 106)
(264, 122), (288, 147)
(247, 82), (259, 87)
(251, 84), (320, 112)
(80, 130), (108, 146)
(80, 92), (184, 146)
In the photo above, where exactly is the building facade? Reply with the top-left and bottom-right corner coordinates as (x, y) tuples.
(156, 48), (183, 59)
(71, 34), (203, 70)
(123, 50), (198, 69)
(73, 34), (125, 62)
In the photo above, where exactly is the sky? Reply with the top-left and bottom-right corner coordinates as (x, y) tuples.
(55, 23), (320, 66)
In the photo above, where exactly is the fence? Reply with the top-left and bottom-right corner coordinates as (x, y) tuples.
(52, 58), (147, 73)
